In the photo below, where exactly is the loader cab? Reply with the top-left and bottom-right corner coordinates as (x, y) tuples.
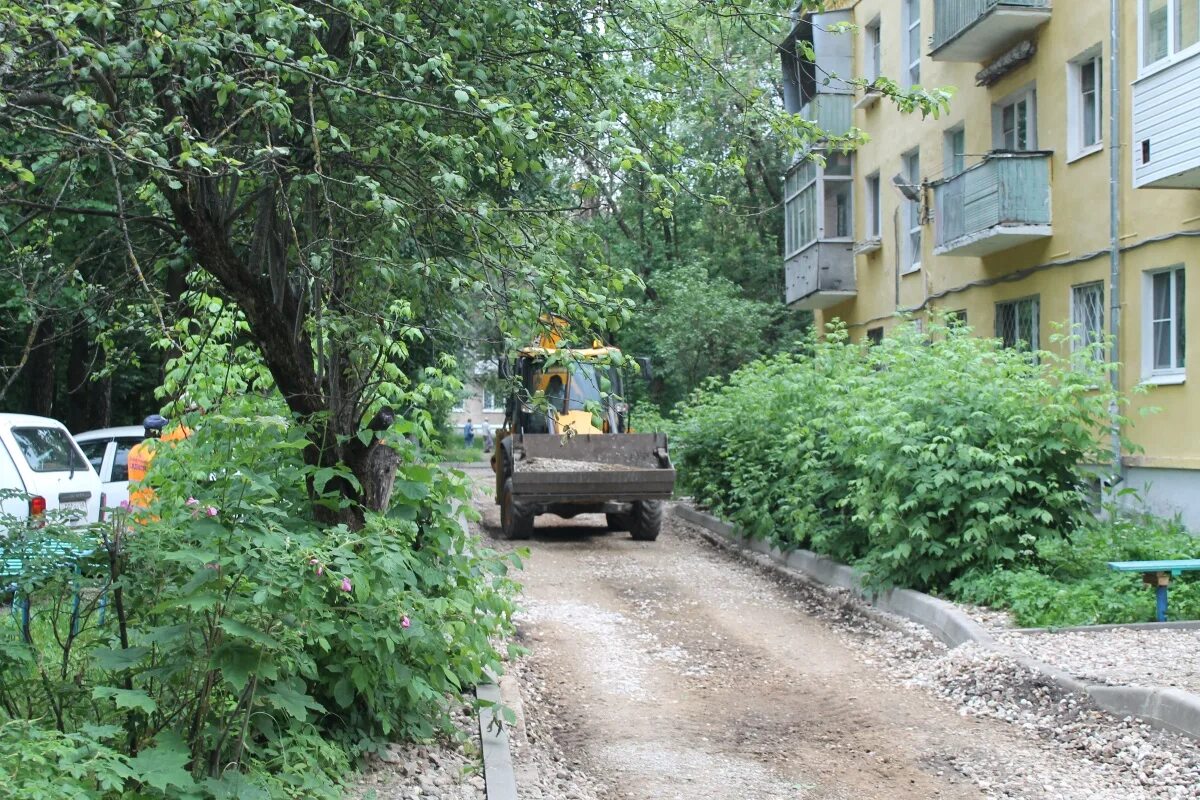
(508, 355), (627, 436)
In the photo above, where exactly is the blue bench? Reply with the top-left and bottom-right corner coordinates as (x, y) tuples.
(1107, 559), (1200, 622)
(3, 539), (106, 638)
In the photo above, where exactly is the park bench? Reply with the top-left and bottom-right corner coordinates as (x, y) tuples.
(3, 538), (106, 638)
(1107, 559), (1200, 622)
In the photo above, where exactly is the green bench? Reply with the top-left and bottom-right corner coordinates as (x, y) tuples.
(1107, 559), (1200, 622)
(3, 539), (105, 638)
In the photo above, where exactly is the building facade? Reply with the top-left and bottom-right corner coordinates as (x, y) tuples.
(782, 0), (1200, 528)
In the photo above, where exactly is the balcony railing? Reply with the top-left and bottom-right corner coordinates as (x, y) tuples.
(932, 151), (1052, 257)
(800, 93), (853, 141)
(930, 0), (1052, 62)
(784, 241), (855, 310)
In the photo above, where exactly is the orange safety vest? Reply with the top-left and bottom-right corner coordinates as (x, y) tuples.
(128, 426), (192, 510)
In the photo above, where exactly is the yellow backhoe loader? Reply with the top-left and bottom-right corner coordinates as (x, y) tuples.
(490, 325), (675, 540)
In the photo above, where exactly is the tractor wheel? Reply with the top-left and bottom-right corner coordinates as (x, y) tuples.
(500, 478), (534, 540)
(606, 512), (630, 532)
(628, 500), (663, 541)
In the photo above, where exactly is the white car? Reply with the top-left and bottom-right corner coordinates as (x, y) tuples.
(0, 413), (103, 525)
(73, 426), (146, 511)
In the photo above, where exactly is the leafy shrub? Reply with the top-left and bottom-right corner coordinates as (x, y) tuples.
(0, 397), (519, 797)
(676, 318), (1129, 592)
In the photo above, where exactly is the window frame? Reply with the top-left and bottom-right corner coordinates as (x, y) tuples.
(995, 296), (1041, 352)
(784, 159), (819, 258)
(785, 155), (854, 256)
(1070, 281), (1106, 360)
(866, 172), (882, 239)
(821, 152), (854, 242)
(1140, 0), (1200, 74)
(902, 150), (922, 274)
(482, 388), (504, 413)
(904, 0), (921, 87)
(866, 17), (882, 82)
(1142, 265), (1187, 383)
(1067, 49), (1104, 162)
(992, 87), (1038, 151)
(943, 124), (966, 176)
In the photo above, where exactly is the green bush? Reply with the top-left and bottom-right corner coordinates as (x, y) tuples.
(675, 318), (1128, 592)
(0, 398), (519, 797)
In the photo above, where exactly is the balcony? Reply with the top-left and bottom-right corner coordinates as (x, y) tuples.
(1133, 49), (1200, 189)
(932, 151), (1052, 257)
(785, 241), (856, 310)
(930, 0), (1052, 63)
(800, 93), (854, 141)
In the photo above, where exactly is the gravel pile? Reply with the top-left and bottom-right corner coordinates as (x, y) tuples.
(518, 457), (640, 472)
(992, 627), (1200, 692)
(348, 706), (486, 800)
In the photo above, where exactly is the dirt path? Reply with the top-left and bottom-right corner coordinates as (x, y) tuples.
(466, 472), (1042, 800)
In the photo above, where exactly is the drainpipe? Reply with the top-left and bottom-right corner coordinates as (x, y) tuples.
(1107, 0), (1123, 493)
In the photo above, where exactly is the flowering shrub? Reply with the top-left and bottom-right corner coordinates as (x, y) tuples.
(0, 397), (518, 797)
(675, 318), (1133, 592)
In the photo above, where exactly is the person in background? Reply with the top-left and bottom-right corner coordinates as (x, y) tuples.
(127, 414), (191, 509)
(481, 419), (494, 453)
(463, 418), (475, 448)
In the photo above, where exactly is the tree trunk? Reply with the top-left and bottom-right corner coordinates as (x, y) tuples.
(28, 321), (56, 417)
(66, 323), (89, 432)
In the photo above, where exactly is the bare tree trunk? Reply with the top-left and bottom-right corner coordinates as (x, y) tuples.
(66, 323), (89, 432)
(28, 321), (56, 417)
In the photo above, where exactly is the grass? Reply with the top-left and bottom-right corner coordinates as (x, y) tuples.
(434, 428), (489, 463)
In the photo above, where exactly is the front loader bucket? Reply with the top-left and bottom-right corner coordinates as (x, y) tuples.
(509, 433), (675, 503)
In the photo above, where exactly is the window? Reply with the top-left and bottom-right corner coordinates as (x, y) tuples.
(78, 440), (108, 475)
(994, 89), (1037, 151)
(995, 297), (1040, 350)
(483, 389), (503, 412)
(1143, 266), (1187, 378)
(903, 150), (922, 274)
(866, 18), (882, 82)
(452, 398), (467, 413)
(1142, 0), (1200, 69)
(1071, 282), (1106, 359)
(1067, 51), (1103, 160)
(784, 160), (817, 256)
(866, 327), (884, 345)
(866, 172), (881, 238)
(10, 427), (89, 473)
(904, 0), (921, 86)
(944, 125), (965, 176)
(112, 438), (142, 483)
(947, 309), (968, 328)
(822, 152), (853, 239)
(785, 154), (854, 254)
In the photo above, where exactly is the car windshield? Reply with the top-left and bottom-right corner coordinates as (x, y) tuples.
(11, 427), (90, 473)
(566, 363), (606, 411)
(78, 440), (108, 474)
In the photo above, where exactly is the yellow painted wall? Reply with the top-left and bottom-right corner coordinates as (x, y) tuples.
(806, 0), (1200, 469)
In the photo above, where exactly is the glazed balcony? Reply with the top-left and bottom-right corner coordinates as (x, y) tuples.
(1133, 49), (1200, 189)
(932, 151), (1052, 257)
(800, 93), (854, 141)
(930, 0), (1052, 63)
(784, 241), (856, 310)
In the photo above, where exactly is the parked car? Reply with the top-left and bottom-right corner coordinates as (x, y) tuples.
(73, 426), (146, 511)
(0, 413), (103, 525)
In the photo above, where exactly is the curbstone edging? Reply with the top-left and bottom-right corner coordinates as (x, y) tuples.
(673, 502), (1200, 740)
(477, 680), (519, 800)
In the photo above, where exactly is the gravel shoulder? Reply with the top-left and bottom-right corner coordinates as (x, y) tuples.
(463, 476), (1200, 800)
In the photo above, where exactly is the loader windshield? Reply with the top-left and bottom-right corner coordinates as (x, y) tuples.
(530, 361), (619, 413)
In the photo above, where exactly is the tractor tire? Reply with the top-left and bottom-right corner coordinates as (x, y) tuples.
(606, 512), (631, 532)
(500, 478), (534, 540)
(628, 500), (663, 541)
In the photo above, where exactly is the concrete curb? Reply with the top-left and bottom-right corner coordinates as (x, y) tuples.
(477, 681), (519, 800)
(673, 503), (1200, 740)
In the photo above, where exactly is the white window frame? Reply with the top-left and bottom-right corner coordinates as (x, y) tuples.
(820, 152), (854, 241)
(1067, 49), (1104, 162)
(993, 86), (1037, 151)
(995, 296), (1040, 351)
(482, 389), (503, 412)
(866, 172), (881, 239)
(1142, 265), (1187, 383)
(1070, 281), (1106, 360)
(1140, 0), (1200, 74)
(866, 17), (882, 81)
(903, 150), (922, 274)
(904, 0), (921, 87)
(943, 124), (965, 176)
(784, 159), (818, 258)
(451, 398), (467, 413)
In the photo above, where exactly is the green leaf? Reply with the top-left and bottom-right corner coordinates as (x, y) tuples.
(93, 646), (151, 671)
(263, 678), (326, 721)
(219, 618), (282, 649)
(454, 89), (469, 104)
(127, 732), (196, 792)
(93, 686), (158, 714)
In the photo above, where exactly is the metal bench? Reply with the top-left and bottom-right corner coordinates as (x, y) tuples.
(3, 539), (106, 638)
(1107, 559), (1200, 622)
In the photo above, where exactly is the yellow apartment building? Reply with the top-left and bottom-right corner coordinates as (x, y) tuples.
(781, 0), (1200, 528)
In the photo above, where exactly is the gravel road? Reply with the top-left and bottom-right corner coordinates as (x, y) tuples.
(462, 470), (1200, 800)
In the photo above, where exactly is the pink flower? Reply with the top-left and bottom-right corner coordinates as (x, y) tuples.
(309, 558), (324, 576)
(401, 615), (411, 629)
(205, 506), (218, 517)
(340, 577), (352, 593)
(119, 500), (131, 511)
(186, 497), (199, 506)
